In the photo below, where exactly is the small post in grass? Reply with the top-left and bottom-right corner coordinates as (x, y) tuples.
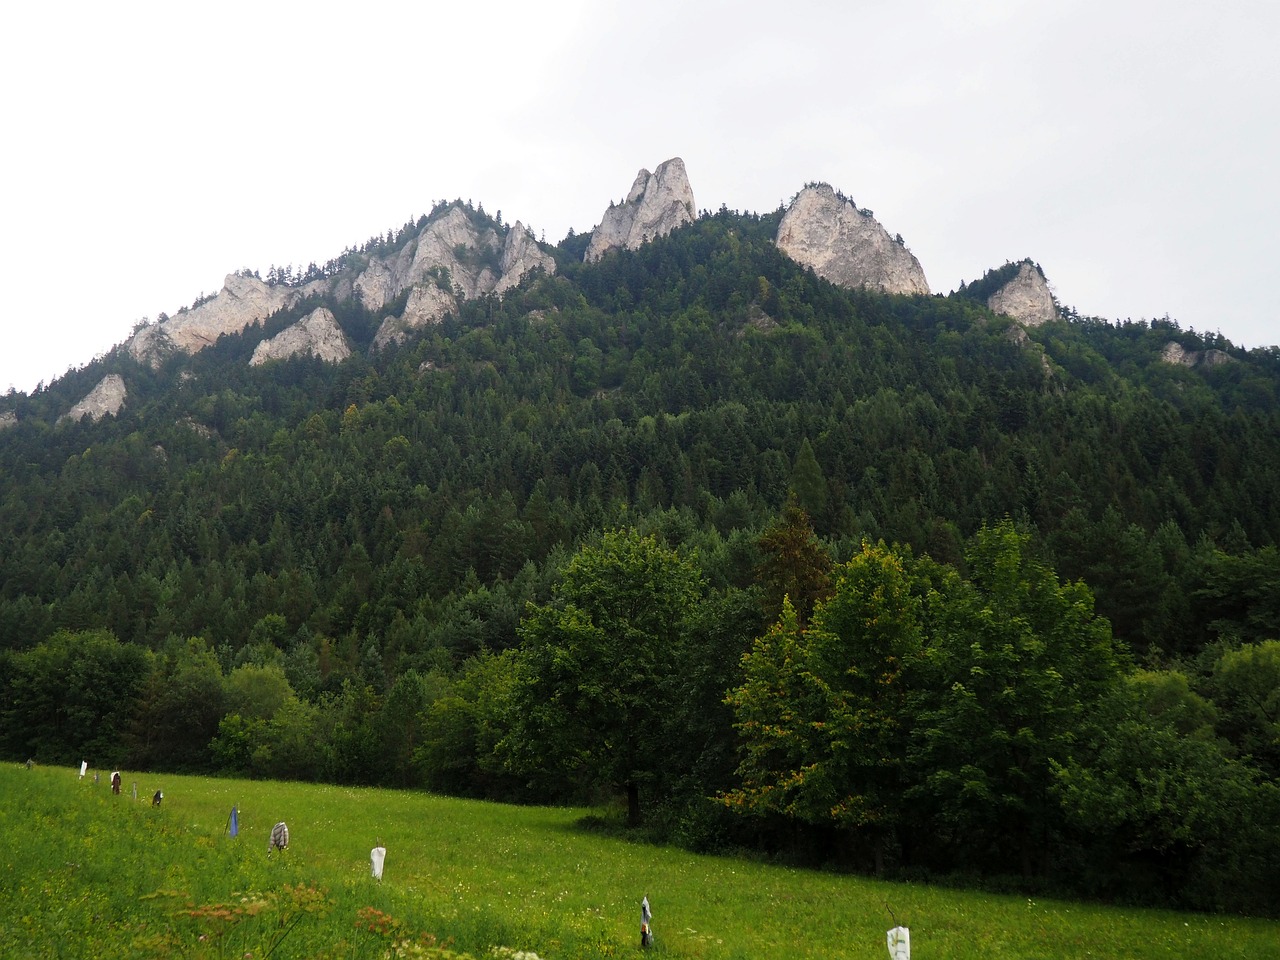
(886, 902), (910, 960)
(640, 895), (652, 948)
(269, 821), (289, 855)
(371, 843), (386, 881)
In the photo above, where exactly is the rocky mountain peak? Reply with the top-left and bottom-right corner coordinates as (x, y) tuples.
(585, 158), (696, 262)
(986, 261), (1059, 326)
(775, 184), (929, 295)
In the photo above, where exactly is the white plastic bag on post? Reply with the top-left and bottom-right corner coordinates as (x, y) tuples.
(371, 846), (386, 881)
(887, 925), (910, 960)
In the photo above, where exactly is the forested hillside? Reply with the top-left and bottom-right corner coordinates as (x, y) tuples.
(2, 206), (1279, 913)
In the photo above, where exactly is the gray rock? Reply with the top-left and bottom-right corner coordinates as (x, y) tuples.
(1161, 342), (1233, 368)
(372, 283), (458, 351)
(495, 221), (556, 295)
(775, 184), (929, 295)
(127, 273), (325, 367)
(585, 158), (696, 261)
(987, 261), (1059, 326)
(250, 307), (352, 366)
(357, 208), (555, 311)
(61, 374), (127, 422)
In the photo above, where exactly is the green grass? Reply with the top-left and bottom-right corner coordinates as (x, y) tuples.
(2, 763), (1277, 959)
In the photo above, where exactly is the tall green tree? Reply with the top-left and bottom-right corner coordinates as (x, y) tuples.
(755, 496), (832, 626)
(724, 541), (928, 870)
(906, 521), (1125, 877)
(507, 529), (706, 824)
(0, 630), (153, 766)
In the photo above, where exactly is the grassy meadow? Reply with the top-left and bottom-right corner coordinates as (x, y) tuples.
(1, 763), (1277, 959)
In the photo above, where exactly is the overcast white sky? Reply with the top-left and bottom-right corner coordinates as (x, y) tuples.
(2, 0), (1277, 394)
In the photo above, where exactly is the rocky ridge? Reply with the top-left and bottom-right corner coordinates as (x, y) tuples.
(585, 158), (696, 261)
(250, 307), (352, 367)
(775, 184), (930, 295)
(127, 273), (326, 368)
(125, 206), (555, 370)
(75, 159), (1082, 396)
(61, 374), (127, 422)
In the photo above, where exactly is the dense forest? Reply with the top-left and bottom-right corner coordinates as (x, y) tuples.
(2, 206), (1279, 914)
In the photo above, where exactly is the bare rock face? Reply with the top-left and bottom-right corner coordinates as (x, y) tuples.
(356, 207), (494, 310)
(127, 273), (326, 367)
(1161, 342), (1233, 368)
(372, 282), (458, 351)
(987, 261), (1059, 326)
(61, 374), (127, 422)
(494, 221), (556, 295)
(250, 307), (351, 366)
(355, 207), (555, 314)
(585, 158), (696, 261)
(775, 184), (929, 295)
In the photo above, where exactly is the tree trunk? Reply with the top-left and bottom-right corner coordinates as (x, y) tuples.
(627, 782), (641, 827)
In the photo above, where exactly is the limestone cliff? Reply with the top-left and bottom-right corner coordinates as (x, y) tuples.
(61, 374), (127, 422)
(1160, 342), (1233, 369)
(986, 261), (1059, 326)
(250, 307), (351, 366)
(494, 221), (556, 295)
(122, 205), (555, 370)
(127, 273), (326, 368)
(355, 207), (555, 313)
(775, 184), (929, 295)
(585, 158), (696, 261)
(371, 282), (459, 351)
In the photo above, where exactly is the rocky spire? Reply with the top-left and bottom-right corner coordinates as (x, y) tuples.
(585, 158), (696, 261)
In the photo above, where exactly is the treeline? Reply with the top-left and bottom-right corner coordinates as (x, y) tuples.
(2, 206), (1280, 912)
(2, 520), (1278, 915)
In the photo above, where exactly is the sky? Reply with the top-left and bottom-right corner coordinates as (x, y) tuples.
(2, 0), (1277, 394)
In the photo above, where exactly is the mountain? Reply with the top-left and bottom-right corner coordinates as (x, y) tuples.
(2, 159), (1280, 913)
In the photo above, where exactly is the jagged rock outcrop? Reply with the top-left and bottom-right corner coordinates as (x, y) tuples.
(355, 208), (555, 311)
(61, 374), (126, 422)
(371, 282), (458, 351)
(1161, 342), (1233, 369)
(127, 273), (326, 368)
(0, 410), (16, 431)
(494, 221), (556, 295)
(356, 206), (498, 309)
(585, 158), (696, 261)
(250, 307), (351, 366)
(122, 206), (556, 370)
(987, 261), (1059, 326)
(775, 184), (929, 295)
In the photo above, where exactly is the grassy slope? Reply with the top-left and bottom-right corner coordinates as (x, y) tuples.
(2, 764), (1277, 959)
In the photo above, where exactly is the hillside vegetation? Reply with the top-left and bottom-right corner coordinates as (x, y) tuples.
(2, 207), (1279, 913)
